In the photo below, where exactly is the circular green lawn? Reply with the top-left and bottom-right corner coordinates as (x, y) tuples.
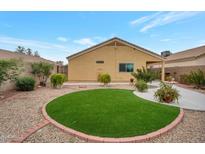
(46, 89), (180, 138)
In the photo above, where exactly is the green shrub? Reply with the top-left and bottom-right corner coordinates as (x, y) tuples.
(188, 69), (205, 89)
(50, 74), (66, 88)
(154, 82), (180, 103)
(165, 76), (172, 82)
(16, 76), (35, 91)
(99, 73), (111, 85)
(179, 74), (190, 84)
(131, 66), (156, 83)
(134, 80), (148, 92)
(0, 59), (23, 87)
(97, 73), (102, 82)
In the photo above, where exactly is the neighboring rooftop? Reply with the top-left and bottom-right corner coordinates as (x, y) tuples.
(166, 45), (205, 61)
(0, 49), (56, 64)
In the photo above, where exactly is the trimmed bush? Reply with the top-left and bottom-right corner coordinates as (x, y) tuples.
(99, 73), (111, 85)
(16, 76), (35, 91)
(154, 82), (180, 103)
(50, 73), (66, 88)
(135, 80), (148, 92)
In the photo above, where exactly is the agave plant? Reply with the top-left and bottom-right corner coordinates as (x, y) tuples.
(154, 82), (180, 103)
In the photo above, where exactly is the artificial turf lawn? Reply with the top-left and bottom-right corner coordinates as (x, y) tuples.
(46, 89), (180, 138)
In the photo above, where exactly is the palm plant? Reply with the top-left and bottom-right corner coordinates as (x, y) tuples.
(154, 82), (180, 103)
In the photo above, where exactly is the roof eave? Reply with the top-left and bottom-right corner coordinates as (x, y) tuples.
(67, 37), (164, 61)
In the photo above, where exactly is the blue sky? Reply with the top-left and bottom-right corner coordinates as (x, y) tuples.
(0, 11), (205, 63)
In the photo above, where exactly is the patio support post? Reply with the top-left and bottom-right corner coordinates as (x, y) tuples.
(161, 60), (165, 81)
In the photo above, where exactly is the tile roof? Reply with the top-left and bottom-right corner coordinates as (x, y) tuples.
(166, 45), (205, 61)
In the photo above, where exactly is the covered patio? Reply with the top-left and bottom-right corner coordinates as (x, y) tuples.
(146, 60), (165, 81)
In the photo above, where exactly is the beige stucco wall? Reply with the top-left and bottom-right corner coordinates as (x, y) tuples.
(166, 55), (205, 68)
(150, 55), (205, 81)
(165, 66), (205, 81)
(68, 45), (161, 82)
(148, 55), (205, 69)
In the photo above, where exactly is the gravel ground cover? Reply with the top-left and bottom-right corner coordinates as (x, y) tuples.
(0, 84), (204, 143)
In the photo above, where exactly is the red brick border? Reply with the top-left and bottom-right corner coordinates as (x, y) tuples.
(42, 102), (184, 143)
(11, 119), (50, 143)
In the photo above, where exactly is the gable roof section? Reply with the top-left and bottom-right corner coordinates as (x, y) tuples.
(67, 37), (164, 60)
(166, 45), (205, 62)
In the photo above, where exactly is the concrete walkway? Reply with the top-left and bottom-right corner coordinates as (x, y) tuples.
(134, 81), (205, 111)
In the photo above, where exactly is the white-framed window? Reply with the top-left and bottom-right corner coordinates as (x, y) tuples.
(119, 63), (134, 72)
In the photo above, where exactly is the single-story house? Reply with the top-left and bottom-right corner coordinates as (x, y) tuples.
(0, 49), (57, 91)
(149, 45), (205, 81)
(67, 37), (165, 82)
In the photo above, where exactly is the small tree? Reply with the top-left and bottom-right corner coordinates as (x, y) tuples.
(31, 62), (53, 86)
(0, 59), (22, 89)
(16, 46), (26, 54)
(34, 51), (40, 57)
(26, 48), (33, 56)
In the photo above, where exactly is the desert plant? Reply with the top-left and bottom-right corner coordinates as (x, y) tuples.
(130, 78), (134, 84)
(31, 62), (53, 86)
(179, 74), (191, 84)
(134, 80), (148, 92)
(154, 82), (180, 103)
(153, 70), (161, 80)
(99, 73), (111, 86)
(15, 76), (35, 91)
(188, 69), (205, 89)
(131, 66), (156, 83)
(97, 73), (102, 82)
(0, 59), (22, 87)
(165, 76), (172, 82)
(50, 73), (66, 88)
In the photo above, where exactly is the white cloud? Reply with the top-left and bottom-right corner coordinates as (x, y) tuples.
(135, 12), (201, 32)
(0, 35), (108, 63)
(0, 36), (68, 50)
(0, 36), (72, 63)
(130, 12), (162, 26)
(198, 40), (205, 46)
(73, 38), (96, 46)
(57, 36), (68, 42)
